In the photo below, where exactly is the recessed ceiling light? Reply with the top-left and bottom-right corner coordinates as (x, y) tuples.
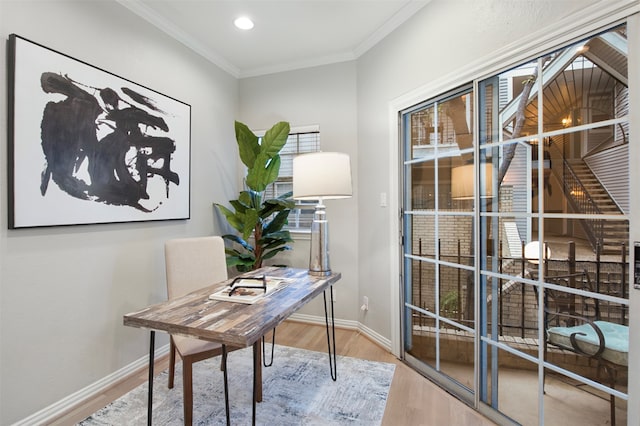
(234, 16), (254, 30)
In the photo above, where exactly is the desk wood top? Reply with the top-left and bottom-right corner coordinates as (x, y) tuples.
(123, 267), (341, 347)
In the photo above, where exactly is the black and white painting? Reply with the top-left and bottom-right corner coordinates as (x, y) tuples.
(7, 34), (191, 228)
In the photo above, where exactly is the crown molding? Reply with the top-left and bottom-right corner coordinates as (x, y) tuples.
(115, 0), (429, 79)
(241, 0), (430, 78)
(353, 0), (431, 58)
(238, 51), (357, 79)
(114, 0), (241, 78)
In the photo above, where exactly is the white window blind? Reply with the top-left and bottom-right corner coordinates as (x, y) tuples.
(263, 129), (320, 231)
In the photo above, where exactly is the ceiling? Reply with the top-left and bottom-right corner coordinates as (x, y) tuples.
(115, 0), (429, 78)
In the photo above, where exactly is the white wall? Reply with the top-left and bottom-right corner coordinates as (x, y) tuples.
(238, 61), (359, 321)
(0, 1), (239, 423)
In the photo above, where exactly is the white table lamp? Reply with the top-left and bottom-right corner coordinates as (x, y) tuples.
(451, 162), (494, 200)
(293, 152), (352, 276)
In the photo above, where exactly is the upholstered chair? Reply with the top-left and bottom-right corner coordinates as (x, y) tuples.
(164, 236), (231, 425)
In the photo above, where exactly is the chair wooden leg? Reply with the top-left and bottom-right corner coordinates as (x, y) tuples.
(168, 338), (176, 389)
(183, 359), (193, 426)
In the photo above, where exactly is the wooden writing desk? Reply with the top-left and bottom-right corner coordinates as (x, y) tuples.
(124, 266), (341, 425)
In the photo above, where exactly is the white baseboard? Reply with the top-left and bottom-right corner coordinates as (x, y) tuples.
(12, 344), (170, 426)
(288, 313), (392, 352)
(14, 318), (391, 425)
(288, 312), (359, 329)
(357, 323), (393, 352)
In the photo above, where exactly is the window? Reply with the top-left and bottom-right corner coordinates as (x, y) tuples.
(262, 126), (320, 231)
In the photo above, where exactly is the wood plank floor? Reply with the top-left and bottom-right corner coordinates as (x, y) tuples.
(51, 321), (496, 425)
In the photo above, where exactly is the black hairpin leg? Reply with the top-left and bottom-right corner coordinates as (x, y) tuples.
(323, 286), (337, 381)
(147, 331), (155, 426)
(252, 343), (259, 425)
(222, 345), (230, 426)
(262, 328), (276, 367)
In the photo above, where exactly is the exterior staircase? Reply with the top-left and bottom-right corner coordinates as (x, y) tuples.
(566, 160), (628, 255)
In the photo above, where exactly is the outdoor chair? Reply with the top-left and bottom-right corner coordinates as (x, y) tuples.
(539, 270), (628, 425)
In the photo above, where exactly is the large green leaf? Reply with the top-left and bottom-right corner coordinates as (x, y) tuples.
(260, 196), (294, 218)
(260, 204), (286, 219)
(262, 246), (291, 260)
(261, 122), (290, 158)
(260, 241), (292, 256)
(229, 199), (247, 214)
(262, 155), (281, 187)
(237, 191), (251, 206)
(245, 154), (266, 191)
(241, 208), (259, 241)
(221, 234), (254, 252)
(261, 230), (293, 243)
(235, 263), (254, 273)
(222, 238), (257, 270)
(276, 190), (294, 201)
(260, 203), (282, 219)
(246, 153), (281, 192)
(215, 204), (244, 233)
(235, 121), (260, 169)
(264, 210), (291, 235)
(225, 252), (256, 269)
(248, 190), (262, 209)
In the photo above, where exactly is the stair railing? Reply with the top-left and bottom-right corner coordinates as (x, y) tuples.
(547, 139), (603, 251)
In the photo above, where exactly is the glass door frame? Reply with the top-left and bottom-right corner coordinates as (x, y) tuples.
(399, 83), (478, 407)
(395, 13), (636, 424)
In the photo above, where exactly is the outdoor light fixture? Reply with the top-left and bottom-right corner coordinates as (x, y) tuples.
(293, 152), (352, 276)
(524, 241), (551, 264)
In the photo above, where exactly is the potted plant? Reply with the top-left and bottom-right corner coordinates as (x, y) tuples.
(215, 120), (295, 272)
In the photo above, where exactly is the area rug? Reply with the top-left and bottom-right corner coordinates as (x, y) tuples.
(79, 345), (395, 425)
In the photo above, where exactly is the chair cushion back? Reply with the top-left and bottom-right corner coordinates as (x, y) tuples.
(165, 236), (228, 299)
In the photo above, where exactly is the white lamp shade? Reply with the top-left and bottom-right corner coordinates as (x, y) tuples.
(451, 163), (493, 200)
(293, 152), (352, 200)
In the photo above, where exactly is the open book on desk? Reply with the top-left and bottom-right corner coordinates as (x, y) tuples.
(209, 276), (290, 304)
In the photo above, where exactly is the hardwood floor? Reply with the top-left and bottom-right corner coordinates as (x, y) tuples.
(51, 321), (496, 425)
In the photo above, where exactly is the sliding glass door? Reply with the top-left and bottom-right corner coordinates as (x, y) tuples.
(401, 22), (630, 425)
(401, 84), (477, 402)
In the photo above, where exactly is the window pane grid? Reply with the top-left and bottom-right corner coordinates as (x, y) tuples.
(402, 22), (630, 425)
(263, 131), (320, 231)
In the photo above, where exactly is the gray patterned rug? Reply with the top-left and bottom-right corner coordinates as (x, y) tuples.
(79, 345), (395, 425)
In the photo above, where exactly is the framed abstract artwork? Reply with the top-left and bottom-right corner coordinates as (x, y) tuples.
(7, 34), (191, 228)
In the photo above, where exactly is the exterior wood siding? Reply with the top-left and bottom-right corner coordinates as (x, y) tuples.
(584, 144), (629, 214)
